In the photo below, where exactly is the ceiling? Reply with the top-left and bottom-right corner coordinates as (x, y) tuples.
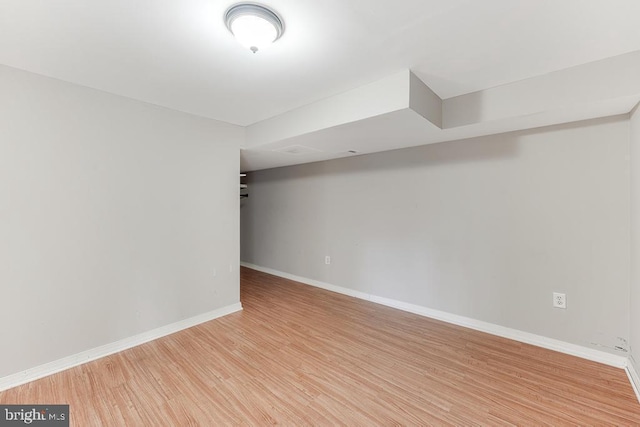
(2, 1), (640, 171)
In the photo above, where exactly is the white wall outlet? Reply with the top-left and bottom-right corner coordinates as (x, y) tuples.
(325, 256), (331, 265)
(553, 292), (567, 309)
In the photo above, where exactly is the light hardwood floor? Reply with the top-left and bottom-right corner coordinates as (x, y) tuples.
(1, 267), (639, 425)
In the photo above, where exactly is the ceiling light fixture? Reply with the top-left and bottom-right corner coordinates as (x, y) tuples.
(224, 3), (284, 53)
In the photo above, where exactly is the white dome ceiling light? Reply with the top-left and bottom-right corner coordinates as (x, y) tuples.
(224, 3), (285, 53)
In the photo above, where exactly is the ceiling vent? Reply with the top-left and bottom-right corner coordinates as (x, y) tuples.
(274, 145), (321, 155)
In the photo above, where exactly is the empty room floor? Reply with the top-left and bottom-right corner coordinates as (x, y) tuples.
(1, 267), (639, 425)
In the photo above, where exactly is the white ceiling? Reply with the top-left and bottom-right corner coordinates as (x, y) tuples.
(2, 1), (640, 171)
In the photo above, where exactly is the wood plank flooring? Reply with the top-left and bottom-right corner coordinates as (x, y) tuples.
(1, 266), (639, 425)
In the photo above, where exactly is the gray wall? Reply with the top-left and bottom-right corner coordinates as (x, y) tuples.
(0, 65), (242, 378)
(241, 116), (630, 354)
(631, 105), (640, 371)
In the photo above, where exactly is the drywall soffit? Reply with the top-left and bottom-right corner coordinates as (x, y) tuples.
(241, 51), (640, 172)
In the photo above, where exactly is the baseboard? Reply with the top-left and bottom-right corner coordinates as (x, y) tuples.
(241, 262), (628, 369)
(626, 357), (640, 403)
(0, 302), (243, 393)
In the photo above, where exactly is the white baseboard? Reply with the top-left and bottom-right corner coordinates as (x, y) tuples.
(0, 303), (243, 393)
(627, 357), (640, 403)
(241, 262), (628, 369)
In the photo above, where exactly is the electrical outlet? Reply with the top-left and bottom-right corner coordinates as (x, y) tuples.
(325, 256), (331, 265)
(553, 292), (567, 309)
